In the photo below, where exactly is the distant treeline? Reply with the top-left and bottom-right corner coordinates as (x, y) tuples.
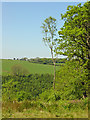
(12, 57), (67, 65)
(28, 58), (67, 65)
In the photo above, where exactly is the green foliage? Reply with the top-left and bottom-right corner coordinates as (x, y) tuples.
(28, 57), (66, 65)
(57, 1), (90, 65)
(41, 16), (58, 61)
(2, 74), (53, 101)
(39, 89), (61, 102)
(56, 61), (88, 100)
(41, 16), (57, 48)
(2, 78), (18, 101)
(38, 89), (52, 101)
(61, 98), (88, 110)
(41, 16), (58, 89)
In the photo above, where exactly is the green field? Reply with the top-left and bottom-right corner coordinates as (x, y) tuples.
(2, 59), (60, 76)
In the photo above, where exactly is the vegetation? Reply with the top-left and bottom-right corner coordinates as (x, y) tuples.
(11, 64), (29, 76)
(57, 2), (90, 68)
(56, 61), (88, 99)
(2, 59), (60, 76)
(56, 1), (89, 100)
(28, 57), (66, 65)
(2, 1), (89, 118)
(2, 62), (88, 118)
(41, 16), (58, 89)
(2, 98), (88, 118)
(2, 74), (53, 102)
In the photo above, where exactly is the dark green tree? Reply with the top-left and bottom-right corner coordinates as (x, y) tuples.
(41, 16), (57, 89)
(23, 57), (28, 61)
(56, 2), (89, 98)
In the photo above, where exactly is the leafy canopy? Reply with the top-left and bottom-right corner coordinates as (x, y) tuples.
(41, 16), (57, 52)
(57, 2), (90, 65)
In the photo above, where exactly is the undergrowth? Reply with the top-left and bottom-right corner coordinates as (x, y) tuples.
(2, 98), (88, 118)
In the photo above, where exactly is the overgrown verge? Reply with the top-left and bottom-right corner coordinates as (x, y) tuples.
(2, 98), (88, 118)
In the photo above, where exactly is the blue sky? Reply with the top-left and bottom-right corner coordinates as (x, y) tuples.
(2, 2), (85, 59)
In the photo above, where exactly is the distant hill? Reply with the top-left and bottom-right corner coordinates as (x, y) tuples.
(2, 59), (60, 76)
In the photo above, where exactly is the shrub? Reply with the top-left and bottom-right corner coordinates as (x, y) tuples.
(39, 89), (61, 102)
(56, 61), (88, 100)
(11, 64), (29, 76)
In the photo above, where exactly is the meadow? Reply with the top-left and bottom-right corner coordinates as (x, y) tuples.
(2, 59), (60, 76)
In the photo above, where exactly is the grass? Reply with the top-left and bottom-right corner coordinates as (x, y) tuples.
(2, 59), (60, 76)
(2, 99), (88, 118)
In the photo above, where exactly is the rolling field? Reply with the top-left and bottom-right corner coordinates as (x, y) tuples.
(2, 59), (60, 76)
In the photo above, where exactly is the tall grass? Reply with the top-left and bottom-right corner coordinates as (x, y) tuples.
(2, 98), (88, 118)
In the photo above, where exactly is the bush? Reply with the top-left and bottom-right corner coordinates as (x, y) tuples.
(56, 61), (88, 100)
(11, 64), (29, 76)
(39, 89), (61, 102)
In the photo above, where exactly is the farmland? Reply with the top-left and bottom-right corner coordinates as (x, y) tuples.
(2, 59), (60, 76)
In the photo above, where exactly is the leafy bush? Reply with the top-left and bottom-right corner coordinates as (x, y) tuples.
(39, 89), (61, 102)
(56, 61), (88, 100)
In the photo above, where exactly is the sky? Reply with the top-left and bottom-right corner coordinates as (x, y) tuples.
(2, 1), (86, 59)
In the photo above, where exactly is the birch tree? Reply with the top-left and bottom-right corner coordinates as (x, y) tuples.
(41, 16), (57, 89)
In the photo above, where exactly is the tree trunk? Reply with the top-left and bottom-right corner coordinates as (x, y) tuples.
(50, 47), (56, 90)
(53, 62), (55, 90)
